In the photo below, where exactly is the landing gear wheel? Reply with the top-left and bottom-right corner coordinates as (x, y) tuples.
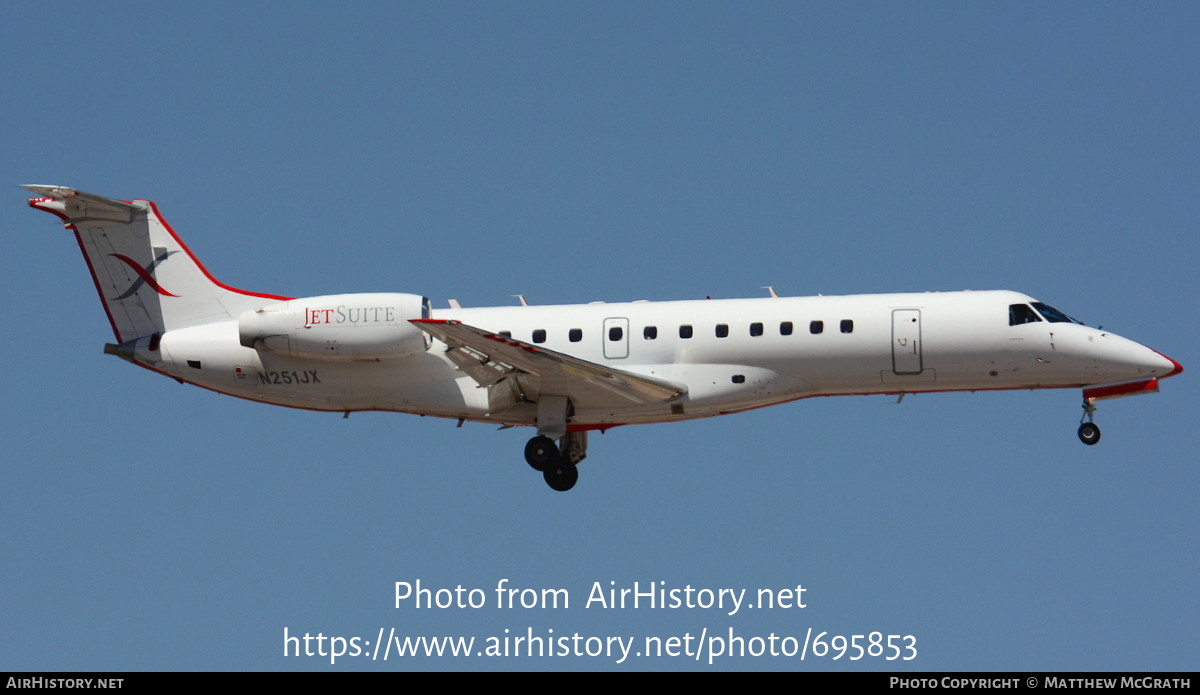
(543, 460), (579, 492)
(524, 436), (559, 471)
(1078, 422), (1101, 446)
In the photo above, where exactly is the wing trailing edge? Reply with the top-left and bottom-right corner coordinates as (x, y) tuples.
(411, 318), (686, 406)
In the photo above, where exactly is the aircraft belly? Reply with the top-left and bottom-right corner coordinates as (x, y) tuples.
(371, 374), (494, 419)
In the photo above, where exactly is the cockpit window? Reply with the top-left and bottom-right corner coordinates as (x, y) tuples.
(1009, 304), (1042, 326)
(1031, 302), (1082, 325)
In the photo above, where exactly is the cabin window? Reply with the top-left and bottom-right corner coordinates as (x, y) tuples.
(750, 322), (763, 337)
(810, 320), (823, 334)
(644, 326), (657, 340)
(532, 329), (546, 343)
(1009, 304), (1042, 326)
(780, 321), (793, 335)
(715, 324), (729, 338)
(499, 330), (512, 338)
(840, 319), (854, 334)
(569, 328), (582, 342)
(608, 326), (624, 341)
(679, 325), (693, 339)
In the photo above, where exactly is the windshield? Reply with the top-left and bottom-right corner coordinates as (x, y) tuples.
(1031, 302), (1083, 325)
(1009, 304), (1042, 325)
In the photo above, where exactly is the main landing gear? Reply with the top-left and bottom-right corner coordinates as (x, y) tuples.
(1077, 397), (1101, 445)
(523, 431), (588, 491)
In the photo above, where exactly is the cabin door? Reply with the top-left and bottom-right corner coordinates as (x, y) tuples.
(891, 309), (923, 374)
(603, 317), (630, 359)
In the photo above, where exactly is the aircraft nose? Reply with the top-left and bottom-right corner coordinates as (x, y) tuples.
(1093, 333), (1182, 382)
(1128, 341), (1182, 379)
(1154, 350), (1184, 379)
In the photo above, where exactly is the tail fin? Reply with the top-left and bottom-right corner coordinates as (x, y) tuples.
(24, 185), (290, 343)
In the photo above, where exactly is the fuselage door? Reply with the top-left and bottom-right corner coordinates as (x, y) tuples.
(892, 309), (923, 374)
(603, 317), (630, 359)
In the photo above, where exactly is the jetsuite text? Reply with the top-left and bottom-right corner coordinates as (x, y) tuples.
(304, 305), (395, 327)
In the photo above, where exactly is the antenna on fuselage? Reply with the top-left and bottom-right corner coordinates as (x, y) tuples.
(512, 294), (529, 306)
(762, 286), (779, 298)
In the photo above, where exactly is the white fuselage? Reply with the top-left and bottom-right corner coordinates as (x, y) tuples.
(143, 289), (1176, 429)
(26, 185), (1180, 490)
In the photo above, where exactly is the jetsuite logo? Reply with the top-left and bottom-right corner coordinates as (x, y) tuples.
(108, 250), (179, 299)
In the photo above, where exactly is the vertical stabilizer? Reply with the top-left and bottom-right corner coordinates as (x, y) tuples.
(24, 185), (290, 343)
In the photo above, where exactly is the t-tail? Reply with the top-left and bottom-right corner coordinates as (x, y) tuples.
(24, 185), (291, 359)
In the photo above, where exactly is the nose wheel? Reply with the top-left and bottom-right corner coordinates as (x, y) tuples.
(1077, 397), (1101, 445)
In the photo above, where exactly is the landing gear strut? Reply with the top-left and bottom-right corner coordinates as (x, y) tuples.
(1078, 397), (1101, 445)
(523, 430), (588, 491)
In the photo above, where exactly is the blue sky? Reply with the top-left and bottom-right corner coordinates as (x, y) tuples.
(2, 3), (1196, 671)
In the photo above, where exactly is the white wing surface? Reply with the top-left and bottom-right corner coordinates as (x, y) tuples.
(411, 318), (686, 406)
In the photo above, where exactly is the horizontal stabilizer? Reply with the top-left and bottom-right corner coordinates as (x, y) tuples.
(22, 185), (142, 223)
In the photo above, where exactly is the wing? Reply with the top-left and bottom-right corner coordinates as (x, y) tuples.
(411, 318), (686, 407)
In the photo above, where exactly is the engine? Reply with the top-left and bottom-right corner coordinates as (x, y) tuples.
(238, 293), (431, 361)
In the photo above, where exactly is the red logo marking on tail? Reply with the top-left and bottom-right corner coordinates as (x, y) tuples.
(109, 253), (179, 298)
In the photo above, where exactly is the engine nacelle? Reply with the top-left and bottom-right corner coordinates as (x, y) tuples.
(238, 293), (431, 361)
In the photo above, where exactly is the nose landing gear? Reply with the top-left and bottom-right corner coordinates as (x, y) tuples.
(1078, 397), (1101, 445)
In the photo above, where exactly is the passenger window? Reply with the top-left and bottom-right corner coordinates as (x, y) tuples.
(780, 321), (793, 335)
(569, 328), (582, 342)
(1009, 304), (1042, 326)
(499, 331), (512, 338)
(680, 325), (693, 339)
(608, 326), (623, 341)
(716, 324), (729, 338)
(750, 322), (763, 337)
(644, 326), (657, 340)
(840, 319), (853, 334)
(532, 329), (546, 343)
(810, 321), (823, 335)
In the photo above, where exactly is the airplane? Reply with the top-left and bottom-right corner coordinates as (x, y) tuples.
(24, 185), (1183, 491)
